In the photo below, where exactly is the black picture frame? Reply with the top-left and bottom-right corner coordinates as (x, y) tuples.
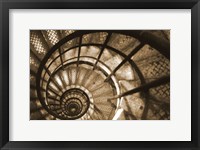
(0, 0), (199, 149)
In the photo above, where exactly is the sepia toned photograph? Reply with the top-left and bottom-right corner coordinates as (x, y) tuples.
(30, 30), (170, 120)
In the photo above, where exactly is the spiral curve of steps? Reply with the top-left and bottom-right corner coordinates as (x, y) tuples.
(30, 30), (170, 120)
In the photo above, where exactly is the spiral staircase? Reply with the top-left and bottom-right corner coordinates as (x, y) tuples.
(30, 30), (170, 120)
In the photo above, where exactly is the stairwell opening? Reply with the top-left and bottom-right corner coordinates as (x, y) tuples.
(30, 30), (170, 120)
